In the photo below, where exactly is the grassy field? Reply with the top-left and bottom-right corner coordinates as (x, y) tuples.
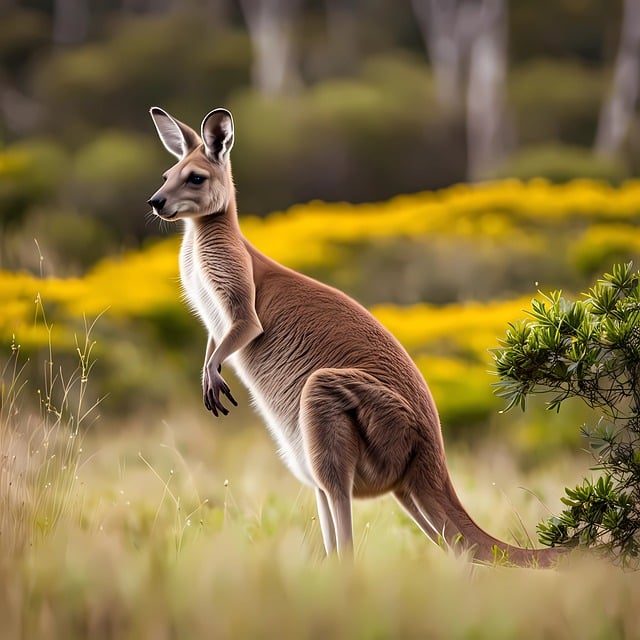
(1, 372), (638, 639)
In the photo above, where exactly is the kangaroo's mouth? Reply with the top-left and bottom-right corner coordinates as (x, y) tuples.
(158, 210), (178, 220)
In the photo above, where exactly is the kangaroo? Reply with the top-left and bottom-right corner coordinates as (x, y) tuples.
(147, 106), (562, 567)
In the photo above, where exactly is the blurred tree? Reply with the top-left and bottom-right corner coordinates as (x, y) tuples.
(70, 131), (162, 241)
(465, 0), (510, 180)
(0, 84), (44, 138)
(52, 0), (89, 45)
(32, 12), (250, 140)
(238, 0), (302, 95)
(0, 8), (49, 138)
(492, 143), (629, 185)
(410, 0), (510, 180)
(0, 0), (636, 259)
(121, 0), (171, 11)
(509, 0), (620, 64)
(595, 0), (640, 158)
(508, 60), (604, 147)
(410, 0), (465, 110)
(0, 139), (67, 228)
(323, 0), (358, 74)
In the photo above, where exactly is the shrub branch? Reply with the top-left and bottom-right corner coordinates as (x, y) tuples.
(493, 262), (640, 566)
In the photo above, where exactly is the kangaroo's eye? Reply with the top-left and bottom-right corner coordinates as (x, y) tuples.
(187, 173), (206, 185)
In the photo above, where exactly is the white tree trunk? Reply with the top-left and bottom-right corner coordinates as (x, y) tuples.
(595, 0), (640, 157)
(466, 0), (510, 180)
(411, 0), (510, 180)
(239, 0), (301, 95)
(411, 0), (466, 110)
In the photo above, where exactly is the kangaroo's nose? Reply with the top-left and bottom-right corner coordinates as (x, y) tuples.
(148, 196), (166, 211)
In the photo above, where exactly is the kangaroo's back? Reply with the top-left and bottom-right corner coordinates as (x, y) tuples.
(246, 252), (432, 406)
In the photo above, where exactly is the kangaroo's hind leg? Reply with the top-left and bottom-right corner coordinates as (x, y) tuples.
(299, 369), (359, 557)
(299, 367), (417, 557)
(315, 488), (337, 555)
(393, 489), (441, 544)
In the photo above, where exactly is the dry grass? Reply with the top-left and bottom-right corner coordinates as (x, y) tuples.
(0, 400), (637, 639)
(0, 307), (637, 639)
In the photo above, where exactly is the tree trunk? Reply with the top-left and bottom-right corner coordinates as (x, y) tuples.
(411, 0), (466, 111)
(239, 0), (301, 95)
(465, 0), (510, 180)
(324, 0), (358, 74)
(595, 0), (640, 157)
(411, 0), (511, 180)
(52, 0), (90, 45)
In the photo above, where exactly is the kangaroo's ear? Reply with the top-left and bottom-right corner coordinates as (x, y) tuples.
(149, 107), (200, 159)
(201, 108), (234, 165)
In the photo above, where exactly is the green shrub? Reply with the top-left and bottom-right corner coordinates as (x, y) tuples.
(570, 224), (640, 278)
(494, 263), (640, 565)
(6, 210), (116, 274)
(0, 140), (68, 227)
(509, 60), (605, 146)
(33, 12), (251, 138)
(492, 144), (630, 184)
(71, 131), (160, 239)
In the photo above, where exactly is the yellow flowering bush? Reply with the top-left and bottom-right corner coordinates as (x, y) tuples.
(2, 178), (640, 430)
(241, 178), (640, 270)
(569, 224), (640, 276)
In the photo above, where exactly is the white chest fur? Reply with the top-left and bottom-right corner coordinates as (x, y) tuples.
(179, 225), (229, 343)
(178, 223), (316, 487)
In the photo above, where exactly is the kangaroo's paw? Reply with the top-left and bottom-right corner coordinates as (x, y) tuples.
(203, 365), (238, 416)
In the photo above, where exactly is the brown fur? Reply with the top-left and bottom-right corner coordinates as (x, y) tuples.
(147, 107), (562, 567)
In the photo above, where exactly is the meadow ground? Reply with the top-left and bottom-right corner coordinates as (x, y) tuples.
(0, 405), (637, 640)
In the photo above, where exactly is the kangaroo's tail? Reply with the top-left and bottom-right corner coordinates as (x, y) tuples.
(396, 476), (564, 568)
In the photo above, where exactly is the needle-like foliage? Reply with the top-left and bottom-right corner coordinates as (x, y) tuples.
(493, 263), (640, 566)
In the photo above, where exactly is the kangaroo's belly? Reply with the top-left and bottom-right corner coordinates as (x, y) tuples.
(230, 354), (317, 487)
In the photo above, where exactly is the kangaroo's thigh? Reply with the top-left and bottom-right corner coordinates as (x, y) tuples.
(299, 367), (418, 497)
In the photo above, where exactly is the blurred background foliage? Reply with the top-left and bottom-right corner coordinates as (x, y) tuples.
(0, 0), (638, 270)
(2, 179), (639, 462)
(1, 0), (640, 463)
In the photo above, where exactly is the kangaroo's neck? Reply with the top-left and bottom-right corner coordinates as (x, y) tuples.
(185, 202), (275, 286)
(190, 200), (242, 243)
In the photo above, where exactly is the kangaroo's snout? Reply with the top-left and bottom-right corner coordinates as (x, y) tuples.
(148, 195), (166, 212)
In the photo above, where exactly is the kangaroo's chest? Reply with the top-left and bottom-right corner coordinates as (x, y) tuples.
(178, 228), (316, 487)
(179, 234), (229, 342)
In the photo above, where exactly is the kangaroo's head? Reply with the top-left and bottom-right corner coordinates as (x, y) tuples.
(147, 107), (235, 221)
